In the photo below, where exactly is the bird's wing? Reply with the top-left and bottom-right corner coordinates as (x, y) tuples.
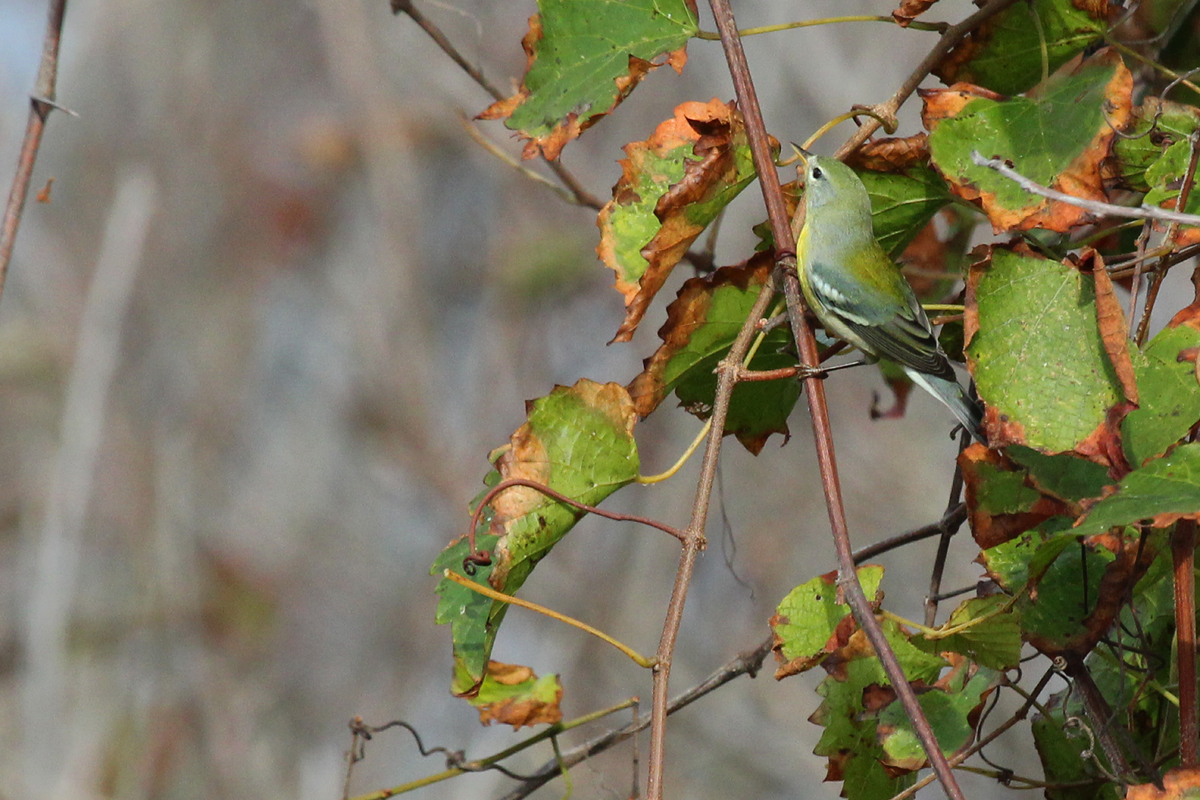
(807, 252), (957, 381)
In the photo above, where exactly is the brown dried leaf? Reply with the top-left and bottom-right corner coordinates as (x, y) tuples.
(1127, 767), (1200, 800)
(892, 0), (939, 27)
(843, 133), (931, 172)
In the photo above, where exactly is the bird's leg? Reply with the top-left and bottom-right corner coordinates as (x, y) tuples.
(795, 359), (870, 380)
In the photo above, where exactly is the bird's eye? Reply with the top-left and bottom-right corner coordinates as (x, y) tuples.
(811, 166), (823, 180)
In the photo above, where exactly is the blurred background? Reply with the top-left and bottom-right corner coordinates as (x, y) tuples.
(1, 0), (1177, 797)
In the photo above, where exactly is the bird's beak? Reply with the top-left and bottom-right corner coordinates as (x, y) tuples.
(789, 143), (812, 165)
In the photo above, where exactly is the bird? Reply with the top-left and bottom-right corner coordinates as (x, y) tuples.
(793, 148), (984, 443)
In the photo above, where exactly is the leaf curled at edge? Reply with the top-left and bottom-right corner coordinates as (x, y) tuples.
(478, 0), (699, 160)
(598, 98), (772, 343)
(470, 661), (564, 729)
(892, 0), (940, 27)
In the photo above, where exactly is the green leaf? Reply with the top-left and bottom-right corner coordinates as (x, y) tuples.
(482, 0), (699, 159)
(912, 596), (1022, 670)
(1123, 324), (1200, 466)
(1006, 445), (1112, 504)
(1072, 442), (1200, 536)
(432, 531), (505, 694)
(925, 50), (1131, 233)
(812, 658), (917, 800)
(876, 668), (997, 770)
(933, 0), (1108, 95)
(967, 247), (1123, 452)
(437, 380), (640, 695)
(859, 166), (953, 258)
(1113, 99), (1200, 192)
(628, 259), (800, 453)
(771, 566), (884, 674)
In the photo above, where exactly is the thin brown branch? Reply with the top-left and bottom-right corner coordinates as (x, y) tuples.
(1174, 519), (1198, 766)
(835, 0), (1022, 159)
(925, 432), (969, 627)
(710, 1), (980, 798)
(853, 504), (968, 563)
(391, 0), (602, 209)
(464, 478), (686, 567)
(0, 0), (69, 306)
(497, 637), (773, 800)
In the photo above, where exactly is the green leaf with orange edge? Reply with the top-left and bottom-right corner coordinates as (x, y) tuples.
(933, 0), (1109, 96)
(478, 0), (698, 160)
(924, 48), (1133, 233)
(959, 444), (1076, 551)
(626, 255), (801, 454)
(435, 379), (640, 695)
(965, 246), (1127, 455)
(910, 596), (1022, 670)
(1123, 322), (1200, 467)
(462, 661), (564, 730)
(876, 665), (997, 771)
(770, 565), (886, 679)
(598, 99), (773, 343)
(1072, 442), (1200, 536)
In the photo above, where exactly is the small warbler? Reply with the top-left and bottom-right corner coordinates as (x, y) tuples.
(794, 150), (984, 442)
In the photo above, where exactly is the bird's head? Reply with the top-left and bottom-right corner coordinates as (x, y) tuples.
(794, 148), (872, 218)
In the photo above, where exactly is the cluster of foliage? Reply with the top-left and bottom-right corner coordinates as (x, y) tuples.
(421, 0), (1200, 797)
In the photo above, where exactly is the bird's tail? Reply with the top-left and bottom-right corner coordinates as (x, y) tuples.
(903, 367), (986, 444)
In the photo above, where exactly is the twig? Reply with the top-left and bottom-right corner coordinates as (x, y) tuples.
(925, 431), (969, 627)
(1174, 520), (1199, 766)
(0, 0), (70, 305)
(970, 150), (1200, 228)
(710, 1), (975, 798)
(1134, 130), (1200, 345)
(852, 503), (967, 563)
(442, 569), (656, 667)
(463, 478), (686, 567)
(496, 638), (773, 800)
(835, 0), (1023, 159)
(391, 0), (602, 209)
(1128, 222), (1152, 336)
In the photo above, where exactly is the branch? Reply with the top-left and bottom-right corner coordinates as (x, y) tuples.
(835, 0), (1023, 159)
(709, 1), (984, 798)
(495, 637), (773, 800)
(970, 150), (1200, 228)
(0, 0), (70, 306)
(390, 0), (602, 209)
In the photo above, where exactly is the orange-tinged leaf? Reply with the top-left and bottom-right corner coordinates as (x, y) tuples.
(1126, 767), (1200, 800)
(597, 99), (772, 342)
(925, 49), (1133, 234)
(960, 444), (1072, 550)
(470, 661), (564, 729)
(843, 132), (931, 172)
(1081, 250), (1138, 405)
